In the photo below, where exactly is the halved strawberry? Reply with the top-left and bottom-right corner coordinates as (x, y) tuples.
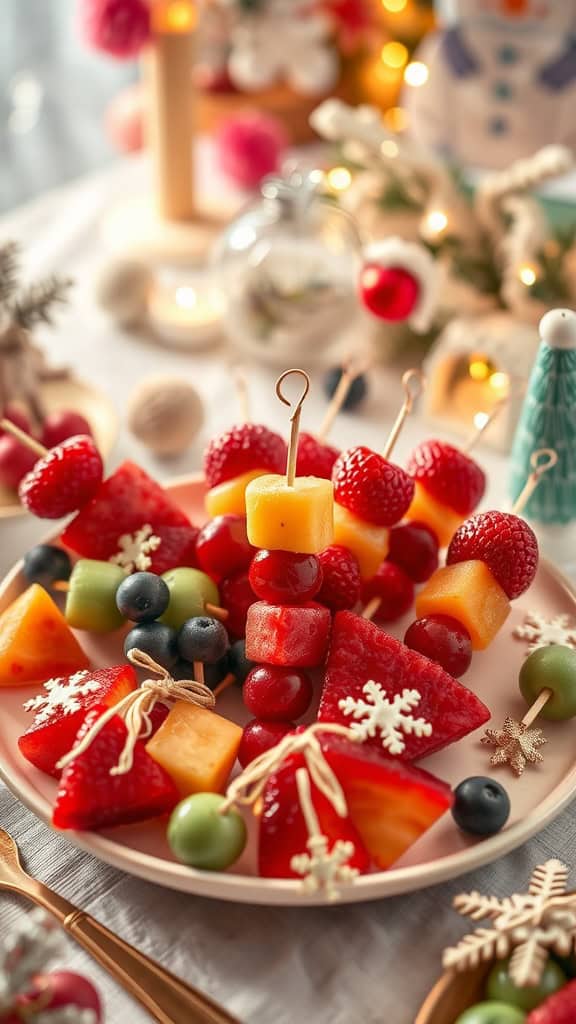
(19, 665), (137, 778)
(52, 706), (179, 831)
(321, 734), (452, 869)
(259, 751), (370, 880)
(318, 611), (490, 761)
(528, 979), (576, 1024)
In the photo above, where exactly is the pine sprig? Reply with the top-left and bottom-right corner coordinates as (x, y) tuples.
(10, 275), (72, 329)
(0, 241), (20, 308)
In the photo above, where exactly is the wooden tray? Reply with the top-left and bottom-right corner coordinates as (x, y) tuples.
(415, 965), (491, 1024)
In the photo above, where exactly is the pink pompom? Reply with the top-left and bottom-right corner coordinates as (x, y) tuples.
(105, 82), (145, 152)
(82, 0), (150, 60)
(215, 113), (289, 190)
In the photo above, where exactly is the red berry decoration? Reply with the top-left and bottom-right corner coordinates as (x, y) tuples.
(243, 666), (313, 721)
(238, 719), (294, 768)
(0, 405), (32, 437)
(404, 614), (472, 678)
(359, 264), (419, 321)
(18, 972), (102, 1022)
(447, 510), (539, 599)
(296, 431), (340, 480)
(41, 409), (93, 448)
(0, 435), (37, 490)
(196, 514), (255, 579)
(203, 423), (287, 489)
(407, 439), (486, 516)
(362, 561), (414, 622)
(215, 111), (287, 189)
(219, 569), (256, 639)
(388, 521), (439, 582)
(19, 435), (104, 519)
(317, 544), (361, 612)
(528, 978), (576, 1024)
(332, 446), (414, 527)
(82, 0), (150, 59)
(249, 549), (322, 604)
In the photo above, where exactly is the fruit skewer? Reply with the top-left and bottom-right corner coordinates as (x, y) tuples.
(296, 356), (369, 480)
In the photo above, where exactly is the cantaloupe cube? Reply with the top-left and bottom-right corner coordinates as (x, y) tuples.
(0, 584), (90, 687)
(246, 474), (333, 554)
(146, 702), (242, 796)
(333, 503), (389, 580)
(415, 559), (510, 650)
(205, 469), (267, 518)
(406, 482), (465, 548)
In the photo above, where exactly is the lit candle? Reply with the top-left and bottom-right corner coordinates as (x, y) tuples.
(143, 1), (197, 222)
(148, 270), (224, 347)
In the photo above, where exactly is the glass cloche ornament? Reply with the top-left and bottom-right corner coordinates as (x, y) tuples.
(213, 168), (363, 367)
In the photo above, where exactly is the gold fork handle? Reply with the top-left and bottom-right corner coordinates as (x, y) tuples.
(63, 909), (239, 1024)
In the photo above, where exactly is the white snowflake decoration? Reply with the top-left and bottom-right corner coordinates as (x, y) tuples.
(291, 835), (359, 902)
(223, 0), (339, 96)
(443, 859), (576, 988)
(110, 523), (162, 574)
(338, 681), (432, 755)
(23, 670), (98, 727)
(514, 612), (576, 655)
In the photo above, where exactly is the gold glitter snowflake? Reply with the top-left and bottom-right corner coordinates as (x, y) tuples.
(481, 715), (547, 777)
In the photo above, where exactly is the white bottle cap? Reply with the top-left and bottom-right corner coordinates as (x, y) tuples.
(539, 308), (576, 350)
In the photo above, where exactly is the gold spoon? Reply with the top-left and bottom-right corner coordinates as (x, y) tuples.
(0, 827), (239, 1024)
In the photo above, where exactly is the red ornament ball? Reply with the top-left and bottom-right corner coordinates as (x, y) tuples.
(216, 113), (288, 190)
(17, 971), (102, 1022)
(359, 264), (420, 321)
(82, 0), (151, 60)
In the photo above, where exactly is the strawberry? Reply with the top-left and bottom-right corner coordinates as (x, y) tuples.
(18, 665), (137, 778)
(362, 561), (414, 622)
(332, 446), (414, 527)
(296, 432), (340, 480)
(203, 423), (287, 489)
(259, 751), (370, 879)
(321, 734), (453, 869)
(60, 461), (199, 574)
(407, 440), (486, 516)
(527, 980), (576, 1024)
(447, 510), (539, 599)
(318, 611), (490, 761)
(317, 545), (361, 612)
(52, 705), (179, 830)
(19, 436), (103, 519)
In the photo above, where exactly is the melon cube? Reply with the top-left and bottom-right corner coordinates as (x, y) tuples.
(0, 585), (89, 688)
(406, 482), (464, 548)
(246, 475), (333, 554)
(205, 469), (268, 519)
(333, 503), (389, 580)
(415, 559), (510, 650)
(245, 601), (331, 667)
(146, 702), (242, 796)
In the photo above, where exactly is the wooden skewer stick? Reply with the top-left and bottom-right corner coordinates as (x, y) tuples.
(52, 580), (71, 593)
(522, 687), (553, 728)
(362, 597), (382, 621)
(276, 368), (311, 488)
(512, 448), (558, 516)
(382, 369), (425, 461)
(213, 672), (237, 699)
(232, 365), (251, 424)
(205, 602), (229, 622)
(462, 397), (509, 454)
(194, 660), (205, 686)
(317, 356), (371, 443)
(0, 418), (47, 459)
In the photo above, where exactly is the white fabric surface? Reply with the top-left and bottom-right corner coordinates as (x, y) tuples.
(1, 156), (575, 1024)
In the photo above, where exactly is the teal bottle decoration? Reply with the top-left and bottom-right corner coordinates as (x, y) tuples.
(510, 309), (576, 526)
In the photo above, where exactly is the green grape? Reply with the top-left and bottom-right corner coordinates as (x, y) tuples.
(455, 1002), (526, 1024)
(486, 957), (566, 1012)
(160, 568), (219, 630)
(168, 793), (247, 871)
(519, 646), (576, 721)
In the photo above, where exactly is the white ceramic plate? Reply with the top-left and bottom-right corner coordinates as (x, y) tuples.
(1, 475), (576, 906)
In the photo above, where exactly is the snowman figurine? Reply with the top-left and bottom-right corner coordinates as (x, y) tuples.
(403, 0), (576, 169)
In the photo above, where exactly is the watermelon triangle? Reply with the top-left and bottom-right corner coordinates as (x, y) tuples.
(318, 611), (490, 762)
(0, 585), (89, 688)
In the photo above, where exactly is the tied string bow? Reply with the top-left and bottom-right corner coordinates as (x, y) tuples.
(56, 649), (215, 777)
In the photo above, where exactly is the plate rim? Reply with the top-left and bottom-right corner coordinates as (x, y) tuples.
(1, 476), (576, 906)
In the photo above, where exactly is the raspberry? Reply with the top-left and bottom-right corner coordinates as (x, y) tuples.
(19, 435), (103, 519)
(317, 545), (361, 612)
(447, 510), (538, 599)
(362, 561), (414, 622)
(332, 446), (414, 527)
(407, 440), (486, 516)
(203, 423), (287, 489)
(296, 432), (339, 479)
(81, 0), (150, 59)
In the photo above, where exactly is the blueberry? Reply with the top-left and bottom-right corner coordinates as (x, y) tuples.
(116, 572), (170, 623)
(452, 776), (511, 837)
(124, 622), (178, 671)
(177, 617), (229, 665)
(228, 639), (254, 685)
(23, 544), (72, 588)
(323, 367), (367, 411)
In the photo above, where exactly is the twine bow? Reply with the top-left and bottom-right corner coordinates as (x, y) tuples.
(56, 649), (215, 777)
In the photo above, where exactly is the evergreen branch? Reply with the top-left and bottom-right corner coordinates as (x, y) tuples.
(0, 242), (20, 308)
(10, 275), (72, 329)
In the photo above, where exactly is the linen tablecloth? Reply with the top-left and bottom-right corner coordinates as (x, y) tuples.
(1, 157), (575, 1024)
